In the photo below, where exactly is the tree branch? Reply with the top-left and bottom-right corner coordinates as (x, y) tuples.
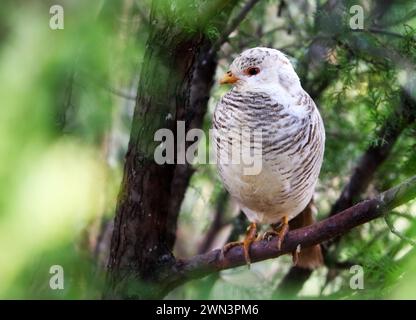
(162, 175), (416, 292)
(209, 0), (263, 56)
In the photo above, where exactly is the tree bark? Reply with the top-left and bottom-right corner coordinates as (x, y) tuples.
(106, 0), (240, 299)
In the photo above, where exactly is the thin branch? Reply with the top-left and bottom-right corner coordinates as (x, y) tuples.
(102, 85), (137, 101)
(209, 0), (262, 57)
(384, 214), (416, 247)
(74, 77), (137, 101)
(367, 27), (407, 39)
(379, 8), (416, 28)
(261, 26), (287, 37)
(390, 210), (415, 221)
(351, 27), (413, 40)
(197, 190), (229, 254)
(161, 175), (416, 292)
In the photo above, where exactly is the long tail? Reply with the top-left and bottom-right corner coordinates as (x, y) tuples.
(289, 199), (323, 269)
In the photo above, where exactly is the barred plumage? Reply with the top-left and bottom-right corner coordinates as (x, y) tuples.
(213, 48), (325, 248)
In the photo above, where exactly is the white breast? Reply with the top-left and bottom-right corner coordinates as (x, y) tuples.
(213, 88), (325, 224)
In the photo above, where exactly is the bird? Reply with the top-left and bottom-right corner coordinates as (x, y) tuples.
(213, 47), (325, 269)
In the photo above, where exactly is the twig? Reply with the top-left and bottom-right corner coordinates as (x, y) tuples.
(352, 27), (411, 40)
(390, 211), (415, 221)
(368, 27), (407, 39)
(103, 86), (137, 101)
(384, 214), (416, 247)
(74, 77), (137, 101)
(379, 9), (416, 28)
(198, 190), (229, 254)
(209, 0), (263, 57)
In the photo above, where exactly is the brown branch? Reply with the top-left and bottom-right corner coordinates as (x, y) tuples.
(161, 175), (416, 292)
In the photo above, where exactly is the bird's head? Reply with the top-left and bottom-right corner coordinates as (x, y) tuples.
(220, 47), (301, 93)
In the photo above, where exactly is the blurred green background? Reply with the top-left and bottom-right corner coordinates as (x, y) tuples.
(0, 0), (415, 299)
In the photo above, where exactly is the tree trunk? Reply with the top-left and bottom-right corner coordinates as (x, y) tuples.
(106, 0), (238, 299)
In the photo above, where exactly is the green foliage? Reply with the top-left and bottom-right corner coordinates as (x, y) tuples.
(0, 0), (415, 300)
(0, 0), (136, 298)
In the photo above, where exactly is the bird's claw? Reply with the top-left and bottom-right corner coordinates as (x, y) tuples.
(221, 241), (242, 259)
(262, 216), (289, 251)
(220, 222), (257, 268)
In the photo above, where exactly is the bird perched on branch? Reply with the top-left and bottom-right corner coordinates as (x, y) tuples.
(213, 47), (325, 269)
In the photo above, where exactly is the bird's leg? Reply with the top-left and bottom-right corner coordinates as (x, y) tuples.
(243, 222), (258, 266)
(262, 215), (289, 250)
(222, 222), (257, 267)
(275, 215), (289, 250)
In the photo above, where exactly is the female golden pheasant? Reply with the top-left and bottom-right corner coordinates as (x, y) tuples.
(213, 47), (325, 269)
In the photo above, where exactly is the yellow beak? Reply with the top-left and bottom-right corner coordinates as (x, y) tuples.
(220, 71), (239, 85)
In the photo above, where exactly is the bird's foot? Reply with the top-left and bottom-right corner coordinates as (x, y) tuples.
(221, 222), (257, 268)
(221, 241), (242, 255)
(262, 216), (289, 251)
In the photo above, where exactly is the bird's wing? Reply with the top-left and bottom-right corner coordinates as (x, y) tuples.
(263, 92), (324, 196)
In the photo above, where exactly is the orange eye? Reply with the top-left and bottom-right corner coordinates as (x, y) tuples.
(246, 67), (260, 76)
